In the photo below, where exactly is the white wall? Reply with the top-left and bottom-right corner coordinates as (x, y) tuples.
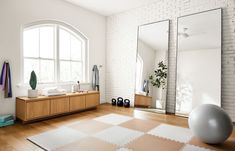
(0, 0), (106, 115)
(136, 40), (155, 94)
(106, 0), (235, 121)
(176, 48), (221, 114)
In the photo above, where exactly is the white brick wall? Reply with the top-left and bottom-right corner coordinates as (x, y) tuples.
(106, 0), (235, 121)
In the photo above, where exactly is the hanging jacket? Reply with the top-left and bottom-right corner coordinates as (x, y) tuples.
(0, 62), (12, 98)
(92, 65), (99, 91)
(142, 80), (149, 94)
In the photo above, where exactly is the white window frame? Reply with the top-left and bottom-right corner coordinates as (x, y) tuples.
(22, 20), (89, 84)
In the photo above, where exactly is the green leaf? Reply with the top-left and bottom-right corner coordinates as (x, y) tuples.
(29, 71), (37, 90)
(149, 61), (167, 88)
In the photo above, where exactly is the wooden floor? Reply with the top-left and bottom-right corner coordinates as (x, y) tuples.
(0, 103), (234, 151)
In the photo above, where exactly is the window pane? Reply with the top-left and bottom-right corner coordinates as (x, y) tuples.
(71, 62), (82, 82)
(24, 28), (39, 57)
(23, 24), (87, 84)
(60, 61), (71, 82)
(59, 29), (70, 60)
(40, 60), (55, 83)
(71, 35), (82, 60)
(24, 59), (39, 83)
(40, 26), (54, 59)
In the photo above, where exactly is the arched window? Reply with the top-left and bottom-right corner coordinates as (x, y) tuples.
(23, 21), (88, 84)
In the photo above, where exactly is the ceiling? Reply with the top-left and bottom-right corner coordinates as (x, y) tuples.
(64, 0), (158, 16)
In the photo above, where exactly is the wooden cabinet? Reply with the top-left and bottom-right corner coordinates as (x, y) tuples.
(26, 100), (50, 120)
(16, 91), (100, 123)
(50, 97), (69, 115)
(85, 93), (100, 108)
(70, 95), (86, 112)
(135, 94), (152, 107)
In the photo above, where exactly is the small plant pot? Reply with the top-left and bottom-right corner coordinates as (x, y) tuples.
(28, 89), (38, 98)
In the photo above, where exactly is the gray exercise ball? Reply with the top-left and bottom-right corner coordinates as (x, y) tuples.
(188, 104), (233, 144)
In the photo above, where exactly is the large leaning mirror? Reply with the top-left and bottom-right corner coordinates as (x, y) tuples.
(135, 20), (169, 113)
(176, 8), (222, 116)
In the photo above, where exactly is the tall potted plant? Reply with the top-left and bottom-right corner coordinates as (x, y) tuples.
(149, 61), (167, 89)
(28, 70), (38, 98)
(149, 61), (167, 109)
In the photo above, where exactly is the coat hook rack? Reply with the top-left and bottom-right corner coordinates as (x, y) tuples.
(98, 65), (103, 68)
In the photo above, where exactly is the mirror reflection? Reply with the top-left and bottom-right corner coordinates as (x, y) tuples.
(135, 20), (169, 112)
(176, 9), (222, 116)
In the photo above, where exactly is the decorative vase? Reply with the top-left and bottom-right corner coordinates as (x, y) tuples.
(28, 89), (38, 98)
(161, 88), (166, 109)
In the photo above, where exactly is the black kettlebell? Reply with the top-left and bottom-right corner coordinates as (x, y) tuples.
(111, 98), (116, 106)
(117, 97), (124, 107)
(123, 99), (130, 108)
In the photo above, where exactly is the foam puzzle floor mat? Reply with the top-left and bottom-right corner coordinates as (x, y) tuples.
(28, 113), (235, 151)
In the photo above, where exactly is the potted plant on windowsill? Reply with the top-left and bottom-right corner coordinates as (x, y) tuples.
(28, 70), (38, 98)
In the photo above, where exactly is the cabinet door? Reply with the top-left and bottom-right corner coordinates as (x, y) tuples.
(26, 100), (50, 120)
(50, 97), (69, 115)
(70, 95), (86, 112)
(85, 93), (100, 108)
(135, 95), (152, 107)
(16, 99), (26, 121)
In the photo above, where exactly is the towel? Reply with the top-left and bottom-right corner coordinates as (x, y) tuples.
(0, 62), (12, 98)
(0, 63), (6, 90)
(92, 65), (99, 91)
(41, 87), (66, 96)
(0, 114), (14, 123)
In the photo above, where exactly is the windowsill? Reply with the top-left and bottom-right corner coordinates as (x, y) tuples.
(17, 82), (91, 88)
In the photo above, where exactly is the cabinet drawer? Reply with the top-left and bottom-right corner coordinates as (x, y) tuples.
(70, 95), (86, 112)
(26, 100), (50, 120)
(85, 93), (100, 108)
(50, 97), (69, 115)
